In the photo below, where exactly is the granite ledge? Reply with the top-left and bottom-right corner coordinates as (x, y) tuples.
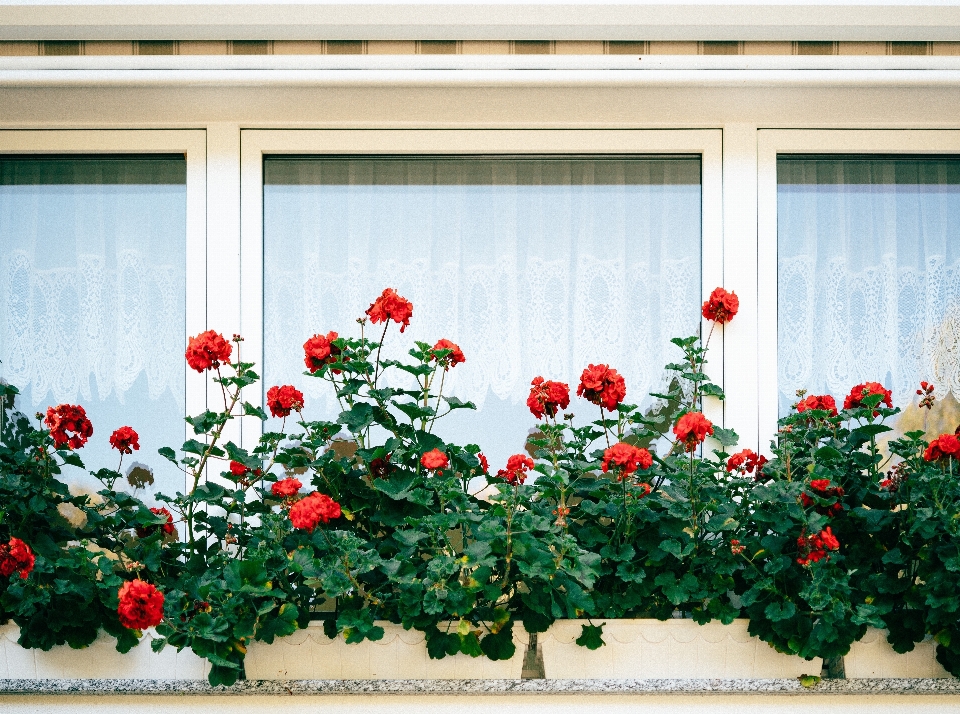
(2, 679), (960, 696)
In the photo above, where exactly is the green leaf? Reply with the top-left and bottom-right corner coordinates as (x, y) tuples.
(764, 601), (797, 622)
(338, 403), (376, 434)
(158, 447), (178, 464)
(712, 426), (739, 448)
(480, 625), (516, 661)
(442, 396), (477, 411)
(243, 402), (269, 421)
(799, 675), (821, 689)
(575, 623), (605, 650)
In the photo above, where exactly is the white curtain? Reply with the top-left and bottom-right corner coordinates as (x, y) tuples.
(778, 158), (960, 414)
(263, 157), (702, 469)
(0, 157), (186, 497)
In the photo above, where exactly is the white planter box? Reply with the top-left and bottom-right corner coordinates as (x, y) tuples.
(0, 623), (209, 680)
(244, 621), (528, 680)
(539, 619), (822, 679)
(844, 628), (951, 678)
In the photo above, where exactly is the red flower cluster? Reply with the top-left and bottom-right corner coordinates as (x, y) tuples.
(229, 460), (248, 476)
(266, 385), (305, 418)
(185, 330), (232, 373)
(136, 507), (176, 538)
(109, 426), (140, 455)
(917, 381), (936, 410)
(303, 331), (341, 374)
(800, 479), (844, 517)
(117, 579), (165, 630)
(673, 412), (714, 452)
(701, 287), (739, 324)
(726, 449), (768, 477)
(431, 339), (465, 369)
(370, 455), (393, 479)
(366, 288), (414, 333)
(924, 433), (960, 462)
(0, 538), (35, 580)
(420, 448), (449, 473)
(477, 453), (490, 474)
(880, 463), (908, 493)
(45, 404), (93, 450)
(527, 377), (571, 420)
(577, 364), (626, 412)
(498, 454), (535, 486)
(730, 539), (746, 556)
(843, 382), (893, 414)
(271, 477), (303, 498)
(796, 394), (839, 417)
(289, 492), (341, 531)
(601, 442), (653, 481)
(796, 527), (840, 566)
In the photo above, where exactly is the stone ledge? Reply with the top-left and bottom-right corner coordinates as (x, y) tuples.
(1, 678), (960, 696)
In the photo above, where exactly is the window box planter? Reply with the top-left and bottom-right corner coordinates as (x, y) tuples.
(844, 628), (950, 678)
(538, 619), (822, 679)
(243, 622), (528, 680)
(0, 623), (209, 680)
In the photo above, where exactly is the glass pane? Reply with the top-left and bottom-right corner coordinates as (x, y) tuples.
(777, 156), (960, 415)
(0, 156), (187, 499)
(264, 156), (702, 469)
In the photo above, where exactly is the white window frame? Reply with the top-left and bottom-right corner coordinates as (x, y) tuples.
(757, 129), (960, 443)
(0, 129), (207, 488)
(239, 128), (724, 446)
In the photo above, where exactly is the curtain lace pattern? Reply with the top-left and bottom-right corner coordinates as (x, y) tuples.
(0, 158), (187, 496)
(263, 157), (702, 467)
(777, 158), (960, 413)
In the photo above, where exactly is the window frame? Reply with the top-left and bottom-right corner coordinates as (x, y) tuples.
(240, 128), (724, 446)
(757, 129), (960, 442)
(0, 129), (207, 489)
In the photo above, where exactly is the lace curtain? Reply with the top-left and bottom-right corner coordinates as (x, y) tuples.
(0, 157), (187, 497)
(778, 157), (960, 414)
(263, 156), (702, 469)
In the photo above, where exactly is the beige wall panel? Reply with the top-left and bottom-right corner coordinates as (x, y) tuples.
(367, 41), (416, 54)
(461, 41), (511, 54)
(742, 42), (791, 54)
(837, 41), (887, 55)
(178, 41), (228, 54)
(83, 41), (133, 55)
(648, 41), (698, 54)
(933, 42), (960, 55)
(555, 41), (604, 54)
(273, 41), (324, 54)
(0, 42), (38, 55)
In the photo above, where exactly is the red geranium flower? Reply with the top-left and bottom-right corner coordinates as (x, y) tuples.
(701, 287), (739, 324)
(800, 480), (845, 517)
(673, 412), (714, 452)
(498, 454), (535, 486)
(229, 460), (248, 476)
(796, 395), (839, 417)
(577, 364), (626, 412)
(601, 442), (653, 481)
(266, 385), (305, 418)
(185, 330), (232, 373)
(420, 448), (449, 473)
(527, 377), (571, 420)
(796, 527), (840, 566)
(289, 492), (341, 531)
(843, 382), (893, 414)
(136, 507), (175, 538)
(109, 426), (140, 455)
(477, 453), (489, 474)
(365, 288), (414, 333)
(924, 433), (960, 462)
(431, 339), (465, 369)
(303, 331), (341, 374)
(726, 449), (768, 477)
(271, 477), (303, 498)
(118, 579), (165, 630)
(44, 404), (93, 450)
(0, 538), (35, 580)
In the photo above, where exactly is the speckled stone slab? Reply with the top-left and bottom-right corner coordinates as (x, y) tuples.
(2, 678), (960, 696)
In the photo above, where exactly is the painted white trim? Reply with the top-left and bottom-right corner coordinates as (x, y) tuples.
(1, 0), (959, 42)
(0, 129), (207, 489)
(4, 67), (960, 89)
(756, 129), (960, 445)
(239, 128), (725, 435)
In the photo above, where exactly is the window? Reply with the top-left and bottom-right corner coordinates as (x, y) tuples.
(243, 130), (722, 467)
(758, 130), (960, 439)
(0, 131), (206, 497)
